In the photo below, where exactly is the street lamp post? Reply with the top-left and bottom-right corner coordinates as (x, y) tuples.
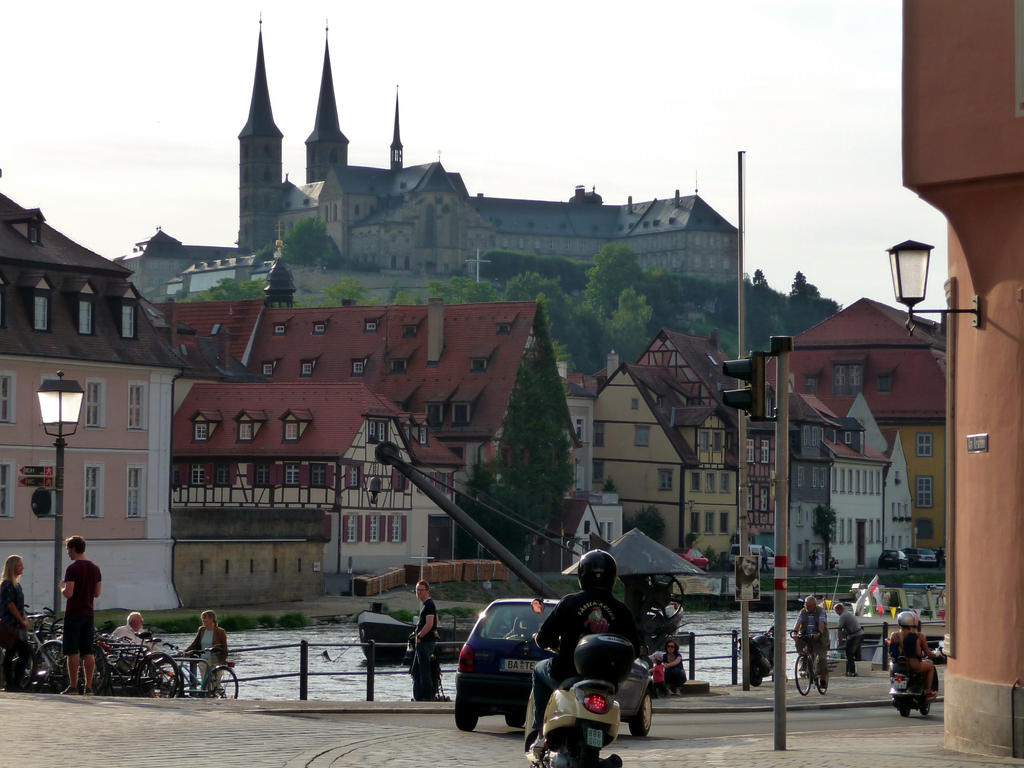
(37, 371), (84, 616)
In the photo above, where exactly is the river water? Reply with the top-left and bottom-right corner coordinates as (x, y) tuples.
(160, 610), (805, 702)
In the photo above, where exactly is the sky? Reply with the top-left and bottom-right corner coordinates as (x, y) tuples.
(2, 0), (949, 311)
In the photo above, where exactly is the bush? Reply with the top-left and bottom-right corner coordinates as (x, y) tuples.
(277, 613), (307, 629)
(256, 614), (277, 628)
(218, 614), (259, 632)
(389, 609), (415, 623)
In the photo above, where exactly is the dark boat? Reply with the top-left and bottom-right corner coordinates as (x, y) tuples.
(356, 610), (471, 665)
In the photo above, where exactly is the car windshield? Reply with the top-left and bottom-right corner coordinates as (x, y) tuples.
(478, 603), (554, 641)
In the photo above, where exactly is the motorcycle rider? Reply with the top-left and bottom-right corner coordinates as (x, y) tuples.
(525, 550), (640, 758)
(889, 609), (940, 697)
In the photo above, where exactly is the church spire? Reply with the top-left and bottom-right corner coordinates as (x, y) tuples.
(239, 27), (282, 139)
(305, 29), (348, 182)
(238, 23), (283, 254)
(390, 87), (403, 171)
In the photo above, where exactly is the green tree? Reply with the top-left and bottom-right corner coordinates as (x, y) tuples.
(492, 301), (574, 560)
(626, 505), (666, 543)
(426, 276), (500, 304)
(283, 217), (336, 268)
(584, 243), (642, 318)
(187, 278), (264, 302)
(606, 287), (653, 363)
(812, 504), (838, 564)
(321, 277), (372, 306)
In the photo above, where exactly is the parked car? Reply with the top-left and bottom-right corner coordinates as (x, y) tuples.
(679, 548), (709, 570)
(878, 549), (910, 570)
(902, 547), (939, 567)
(454, 598), (653, 736)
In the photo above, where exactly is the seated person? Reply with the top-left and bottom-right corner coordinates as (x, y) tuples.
(890, 610), (939, 696)
(662, 639), (686, 694)
(110, 611), (148, 644)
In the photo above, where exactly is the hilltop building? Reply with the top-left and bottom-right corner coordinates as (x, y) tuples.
(121, 29), (738, 300)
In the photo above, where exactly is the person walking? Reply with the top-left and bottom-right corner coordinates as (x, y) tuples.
(1, 555), (32, 691)
(411, 580), (437, 701)
(60, 535), (102, 694)
(834, 602), (864, 676)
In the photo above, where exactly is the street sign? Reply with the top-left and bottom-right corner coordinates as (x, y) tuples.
(19, 465), (54, 477)
(18, 475), (54, 488)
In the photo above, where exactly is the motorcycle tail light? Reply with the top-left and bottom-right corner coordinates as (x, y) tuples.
(583, 693), (609, 715)
(893, 675), (906, 683)
(458, 644), (474, 673)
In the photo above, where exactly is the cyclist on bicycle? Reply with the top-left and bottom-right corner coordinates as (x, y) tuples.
(792, 595), (829, 690)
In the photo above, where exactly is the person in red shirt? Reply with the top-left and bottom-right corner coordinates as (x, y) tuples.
(60, 535), (102, 695)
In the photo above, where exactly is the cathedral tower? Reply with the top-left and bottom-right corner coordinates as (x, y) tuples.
(305, 35), (348, 183)
(238, 27), (283, 253)
(390, 89), (403, 171)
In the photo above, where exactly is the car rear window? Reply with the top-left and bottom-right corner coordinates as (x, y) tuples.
(478, 604), (554, 641)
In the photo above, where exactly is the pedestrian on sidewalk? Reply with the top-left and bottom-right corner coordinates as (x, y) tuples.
(834, 602), (864, 676)
(1, 554), (32, 691)
(60, 535), (102, 695)
(411, 580), (437, 701)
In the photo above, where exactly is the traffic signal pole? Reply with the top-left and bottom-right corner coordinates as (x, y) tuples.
(772, 335), (793, 750)
(737, 151), (750, 691)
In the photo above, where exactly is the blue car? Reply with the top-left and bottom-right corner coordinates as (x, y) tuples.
(454, 598), (653, 736)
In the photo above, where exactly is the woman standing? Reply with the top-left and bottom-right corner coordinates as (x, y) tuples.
(1, 555), (32, 691)
(662, 639), (687, 694)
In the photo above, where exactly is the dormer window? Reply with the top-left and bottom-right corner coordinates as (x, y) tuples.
(194, 422), (209, 441)
(273, 323), (286, 335)
(391, 358), (407, 374)
(78, 298), (93, 334)
(452, 403), (470, 425)
(352, 359), (365, 376)
(312, 321), (326, 335)
(427, 403), (443, 427)
(120, 301), (137, 338)
(261, 361), (275, 376)
(368, 418), (388, 443)
(238, 422), (254, 441)
(284, 421), (300, 441)
(364, 320), (378, 332)
(27, 221), (40, 244)
(402, 324), (418, 338)
(497, 322), (511, 335)
(300, 360), (315, 377)
(471, 358), (488, 372)
(419, 426), (428, 445)
(33, 292), (50, 331)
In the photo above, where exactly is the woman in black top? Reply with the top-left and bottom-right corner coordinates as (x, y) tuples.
(1, 555), (32, 691)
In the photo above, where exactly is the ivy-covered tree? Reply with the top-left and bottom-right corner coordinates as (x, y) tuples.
(812, 504), (838, 565)
(320, 277), (373, 306)
(626, 505), (666, 543)
(491, 300), (574, 559)
(584, 243), (642, 319)
(186, 278), (265, 302)
(606, 287), (653, 363)
(283, 217), (337, 268)
(426, 276), (500, 304)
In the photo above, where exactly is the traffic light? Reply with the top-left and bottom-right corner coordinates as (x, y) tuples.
(31, 487), (53, 517)
(723, 351), (767, 420)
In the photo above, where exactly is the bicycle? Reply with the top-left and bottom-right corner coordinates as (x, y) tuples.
(163, 643), (238, 699)
(96, 634), (180, 698)
(792, 632), (828, 696)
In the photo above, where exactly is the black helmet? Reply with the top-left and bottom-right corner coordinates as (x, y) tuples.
(578, 549), (617, 592)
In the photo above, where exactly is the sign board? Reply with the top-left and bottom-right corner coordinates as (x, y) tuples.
(20, 465), (54, 477)
(734, 555), (761, 602)
(966, 433), (989, 453)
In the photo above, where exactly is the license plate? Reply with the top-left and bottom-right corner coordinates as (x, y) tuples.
(501, 658), (537, 672)
(893, 680), (907, 691)
(585, 727), (604, 748)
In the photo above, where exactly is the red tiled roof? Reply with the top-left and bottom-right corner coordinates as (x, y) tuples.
(247, 301), (538, 441)
(777, 298), (946, 423)
(823, 438), (889, 463)
(174, 381), (405, 458)
(155, 298), (265, 362)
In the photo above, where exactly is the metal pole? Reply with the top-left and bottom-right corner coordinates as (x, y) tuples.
(772, 335), (793, 750)
(299, 639), (309, 701)
(737, 150), (750, 690)
(52, 432), (65, 616)
(366, 640), (375, 701)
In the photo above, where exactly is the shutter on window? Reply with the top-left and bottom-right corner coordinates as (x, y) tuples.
(229, 463), (238, 484)
(204, 463), (214, 486)
(270, 463), (284, 485)
(248, 463), (256, 485)
(363, 515), (370, 542)
(385, 515), (393, 542)
(342, 514), (349, 541)
(299, 464), (311, 485)
(327, 463), (336, 487)
(401, 515), (407, 542)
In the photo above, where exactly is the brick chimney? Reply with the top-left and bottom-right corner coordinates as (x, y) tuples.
(675, 188), (680, 206)
(606, 349), (619, 379)
(427, 297), (444, 366)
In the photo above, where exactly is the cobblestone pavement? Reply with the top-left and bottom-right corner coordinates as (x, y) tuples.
(2, 668), (1017, 768)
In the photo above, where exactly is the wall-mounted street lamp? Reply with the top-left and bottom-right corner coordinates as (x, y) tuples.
(887, 240), (982, 334)
(37, 371), (84, 616)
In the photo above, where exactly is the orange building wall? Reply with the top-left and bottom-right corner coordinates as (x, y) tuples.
(904, 0), (1024, 757)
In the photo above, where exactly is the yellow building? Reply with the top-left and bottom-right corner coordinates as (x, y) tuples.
(593, 340), (739, 558)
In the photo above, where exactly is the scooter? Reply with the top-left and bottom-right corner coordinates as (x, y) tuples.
(889, 650), (944, 717)
(525, 633), (635, 768)
(744, 626), (774, 687)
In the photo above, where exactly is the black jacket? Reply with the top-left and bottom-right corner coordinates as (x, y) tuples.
(535, 589), (640, 680)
